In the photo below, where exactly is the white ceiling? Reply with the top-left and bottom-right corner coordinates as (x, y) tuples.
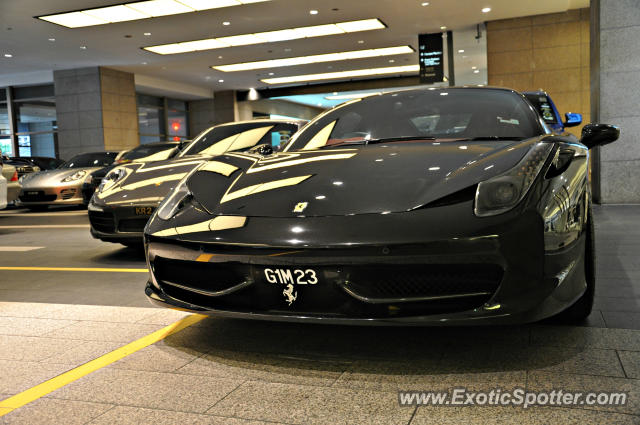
(0, 0), (589, 96)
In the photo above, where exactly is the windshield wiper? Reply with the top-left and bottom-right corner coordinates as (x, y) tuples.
(454, 136), (527, 141)
(366, 136), (437, 144)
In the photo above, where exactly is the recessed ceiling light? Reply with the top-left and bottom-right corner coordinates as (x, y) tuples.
(473, 69), (480, 73)
(218, 55), (223, 59)
(472, 66), (477, 69)
(38, 0), (271, 28)
(48, 38), (56, 42)
(142, 61), (148, 64)
(144, 32), (151, 36)
(440, 26), (447, 30)
(223, 21), (231, 25)
(261, 64), (419, 85)
(79, 46), (87, 49)
(268, 72), (274, 75)
(144, 18), (386, 54)
(3, 53), (13, 58)
(482, 7), (491, 13)
(421, 2), (429, 5)
(309, 9), (318, 14)
(458, 49), (464, 53)
(212, 46), (413, 72)
(218, 79), (224, 82)
(357, 40), (364, 44)
(388, 59), (395, 63)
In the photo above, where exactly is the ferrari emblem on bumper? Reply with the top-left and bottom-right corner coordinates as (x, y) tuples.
(283, 284), (298, 306)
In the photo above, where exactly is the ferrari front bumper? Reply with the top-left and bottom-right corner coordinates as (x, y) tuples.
(144, 205), (588, 325)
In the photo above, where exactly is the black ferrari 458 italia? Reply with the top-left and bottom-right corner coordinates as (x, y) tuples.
(144, 87), (619, 325)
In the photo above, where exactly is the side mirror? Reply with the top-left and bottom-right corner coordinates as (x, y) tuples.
(581, 123), (620, 149)
(564, 112), (582, 128)
(251, 144), (274, 156)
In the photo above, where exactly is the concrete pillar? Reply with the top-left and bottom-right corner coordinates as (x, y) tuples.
(594, 0), (640, 203)
(188, 91), (238, 137)
(53, 67), (138, 160)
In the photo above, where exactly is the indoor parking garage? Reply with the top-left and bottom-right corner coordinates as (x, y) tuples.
(1, 0), (640, 424)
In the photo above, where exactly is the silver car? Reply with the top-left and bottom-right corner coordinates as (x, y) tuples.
(18, 151), (117, 210)
(0, 162), (21, 205)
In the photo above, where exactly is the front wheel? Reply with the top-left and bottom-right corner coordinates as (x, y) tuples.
(556, 204), (595, 322)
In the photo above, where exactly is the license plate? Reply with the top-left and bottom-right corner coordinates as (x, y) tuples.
(134, 206), (154, 216)
(27, 191), (39, 196)
(263, 268), (319, 285)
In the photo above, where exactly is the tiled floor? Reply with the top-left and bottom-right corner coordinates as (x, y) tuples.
(0, 205), (639, 424)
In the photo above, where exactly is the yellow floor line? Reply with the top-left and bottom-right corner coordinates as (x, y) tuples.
(0, 266), (148, 273)
(0, 313), (207, 417)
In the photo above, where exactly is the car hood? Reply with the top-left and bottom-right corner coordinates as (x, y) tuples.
(20, 167), (101, 187)
(190, 138), (543, 218)
(94, 156), (208, 207)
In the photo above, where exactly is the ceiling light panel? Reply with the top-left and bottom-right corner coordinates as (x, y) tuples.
(38, 0), (271, 28)
(213, 46), (413, 72)
(144, 18), (386, 54)
(261, 65), (419, 85)
(127, 0), (193, 17)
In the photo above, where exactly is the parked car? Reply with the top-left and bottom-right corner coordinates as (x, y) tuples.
(89, 119), (304, 247)
(524, 90), (582, 133)
(3, 157), (40, 178)
(0, 163), (7, 210)
(82, 141), (185, 204)
(143, 87), (619, 325)
(15, 156), (65, 171)
(0, 162), (21, 205)
(17, 151), (118, 210)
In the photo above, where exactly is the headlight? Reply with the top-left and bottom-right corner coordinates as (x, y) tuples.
(97, 167), (128, 193)
(62, 170), (87, 183)
(155, 167), (200, 221)
(156, 180), (191, 221)
(474, 142), (553, 217)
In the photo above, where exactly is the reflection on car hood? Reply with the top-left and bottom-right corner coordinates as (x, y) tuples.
(20, 167), (102, 188)
(188, 138), (543, 217)
(94, 157), (208, 207)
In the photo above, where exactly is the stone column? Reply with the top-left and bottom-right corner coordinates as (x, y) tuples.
(594, 0), (640, 203)
(53, 67), (138, 160)
(188, 91), (238, 137)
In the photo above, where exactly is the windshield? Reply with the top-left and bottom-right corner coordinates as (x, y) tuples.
(59, 152), (117, 169)
(285, 88), (543, 151)
(179, 122), (298, 157)
(121, 143), (178, 162)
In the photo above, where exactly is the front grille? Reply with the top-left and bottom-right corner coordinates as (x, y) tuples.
(88, 210), (116, 233)
(152, 254), (502, 317)
(19, 192), (57, 202)
(154, 257), (249, 294)
(60, 188), (76, 200)
(341, 264), (503, 301)
(118, 218), (149, 233)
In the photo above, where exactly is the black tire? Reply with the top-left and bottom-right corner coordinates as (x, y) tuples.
(27, 205), (48, 212)
(557, 204), (595, 322)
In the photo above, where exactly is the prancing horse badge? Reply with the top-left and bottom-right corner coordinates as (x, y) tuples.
(293, 202), (308, 213)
